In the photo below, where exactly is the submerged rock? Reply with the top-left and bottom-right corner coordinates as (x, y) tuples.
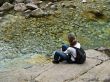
(95, 47), (110, 57)
(15, 0), (25, 3)
(0, 0), (14, 6)
(26, 3), (38, 10)
(50, 4), (58, 10)
(82, 10), (107, 20)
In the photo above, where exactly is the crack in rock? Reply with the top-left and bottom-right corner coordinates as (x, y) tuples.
(64, 60), (103, 82)
(30, 64), (55, 82)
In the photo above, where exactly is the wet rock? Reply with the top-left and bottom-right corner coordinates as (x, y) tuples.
(14, 3), (27, 12)
(26, 3), (38, 10)
(30, 8), (46, 17)
(82, 10), (106, 20)
(0, 12), (4, 16)
(23, 9), (32, 17)
(82, 0), (87, 3)
(0, 0), (14, 6)
(45, 2), (53, 8)
(50, 4), (58, 10)
(0, 17), (2, 20)
(0, 2), (14, 11)
(15, 0), (25, 3)
(71, 60), (110, 82)
(26, 0), (43, 5)
(34, 1), (43, 8)
(61, 2), (76, 9)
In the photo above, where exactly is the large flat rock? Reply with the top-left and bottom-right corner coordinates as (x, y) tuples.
(71, 60), (110, 82)
(35, 58), (101, 82)
(86, 49), (109, 61)
(0, 49), (109, 82)
(0, 64), (54, 82)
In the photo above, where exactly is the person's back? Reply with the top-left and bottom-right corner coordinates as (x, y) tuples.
(52, 33), (86, 64)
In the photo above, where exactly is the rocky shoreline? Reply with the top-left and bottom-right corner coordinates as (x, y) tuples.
(0, 49), (110, 82)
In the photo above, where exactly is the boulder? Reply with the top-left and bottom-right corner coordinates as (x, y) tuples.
(23, 9), (32, 17)
(95, 47), (110, 57)
(0, 12), (4, 16)
(82, 0), (87, 3)
(15, 0), (25, 3)
(0, 0), (14, 6)
(50, 4), (58, 10)
(0, 17), (2, 20)
(26, 3), (38, 10)
(71, 60), (110, 82)
(0, 2), (14, 11)
(45, 2), (53, 8)
(61, 2), (76, 9)
(26, 0), (43, 5)
(31, 8), (46, 17)
(14, 3), (27, 11)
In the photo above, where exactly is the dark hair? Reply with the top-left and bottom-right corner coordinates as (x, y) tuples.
(68, 33), (75, 40)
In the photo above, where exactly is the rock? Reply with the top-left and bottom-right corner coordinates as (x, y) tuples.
(0, 49), (109, 82)
(35, 1), (43, 8)
(15, 0), (25, 3)
(95, 47), (110, 57)
(82, 10), (106, 20)
(61, 2), (76, 9)
(35, 59), (101, 82)
(82, 0), (87, 3)
(34, 50), (109, 82)
(26, 0), (43, 5)
(0, 12), (4, 16)
(14, 3), (27, 12)
(26, 3), (38, 10)
(23, 9), (32, 17)
(0, 2), (14, 11)
(50, 4), (58, 10)
(31, 8), (46, 17)
(71, 60), (110, 82)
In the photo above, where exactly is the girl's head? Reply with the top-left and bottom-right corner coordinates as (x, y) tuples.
(68, 33), (76, 45)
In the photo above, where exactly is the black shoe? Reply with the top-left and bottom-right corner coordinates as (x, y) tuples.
(52, 60), (59, 64)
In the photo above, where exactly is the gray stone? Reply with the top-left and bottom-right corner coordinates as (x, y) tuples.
(23, 9), (32, 17)
(26, 0), (43, 5)
(0, 17), (2, 20)
(50, 4), (58, 10)
(26, 3), (38, 10)
(14, 3), (27, 11)
(0, 12), (4, 16)
(35, 58), (101, 82)
(0, 2), (14, 11)
(15, 0), (25, 3)
(31, 8), (46, 17)
(61, 2), (76, 9)
(0, 0), (14, 6)
(45, 2), (53, 8)
(0, 64), (53, 82)
(71, 60), (110, 82)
